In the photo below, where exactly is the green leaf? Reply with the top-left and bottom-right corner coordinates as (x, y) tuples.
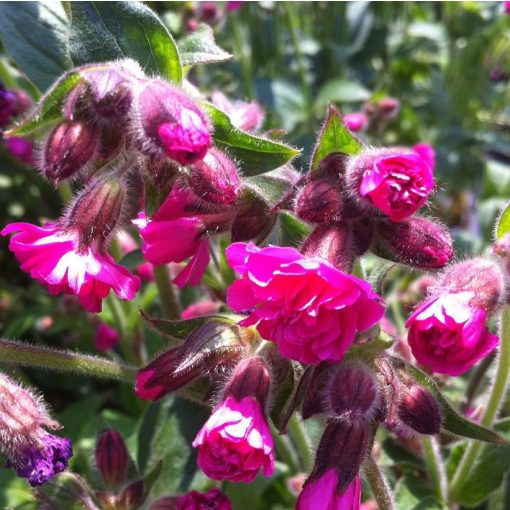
(401, 360), (507, 444)
(178, 24), (232, 66)
(315, 78), (371, 113)
(141, 311), (241, 343)
(394, 474), (445, 510)
(395, 474), (445, 510)
(0, 2), (71, 91)
(496, 201), (510, 239)
(205, 103), (300, 176)
(119, 249), (145, 271)
(35, 473), (93, 510)
(69, 1), (182, 83)
(276, 211), (312, 248)
(310, 104), (363, 171)
(243, 165), (299, 207)
(7, 71), (83, 137)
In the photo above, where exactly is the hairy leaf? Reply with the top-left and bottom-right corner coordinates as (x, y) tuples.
(178, 24), (231, 66)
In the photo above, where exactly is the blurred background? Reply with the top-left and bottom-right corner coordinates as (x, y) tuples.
(0, 2), (509, 508)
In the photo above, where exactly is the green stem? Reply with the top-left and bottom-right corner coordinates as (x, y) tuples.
(0, 338), (136, 383)
(106, 295), (131, 361)
(231, 12), (254, 99)
(422, 436), (447, 502)
(288, 414), (313, 472)
(364, 455), (395, 510)
(270, 421), (300, 474)
(450, 304), (510, 499)
(153, 264), (181, 320)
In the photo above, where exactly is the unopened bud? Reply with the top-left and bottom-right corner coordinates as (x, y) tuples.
(231, 195), (276, 243)
(223, 356), (271, 407)
(440, 257), (505, 313)
(117, 479), (145, 510)
(64, 176), (126, 248)
(133, 79), (211, 165)
(295, 173), (342, 223)
(371, 217), (453, 269)
(301, 223), (355, 272)
(343, 112), (367, 132)
(42, 120), (98, 183)
(397, 384), (441, 435)
(377, 97), (400, 118)
(188, 148), (241, 204)
(95, 429), (129, 490)
(327, 362), (380, 423)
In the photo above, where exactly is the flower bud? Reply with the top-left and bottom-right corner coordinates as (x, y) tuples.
(301, 223), (355, 272)
(117, 479), (145, 510)
(440, 257), (505, 313)
(64, 175), (126, 248)
(397, 384), (441, 435)
(95, 429), (129, 490)
(0, 83), (18, 127)
(133, 79), (211, 165)
(223, 356), (271, 407)
(95, 323), (119, 353)
(295, 173), (343, 223)
(327, 362), (380, 423)
(42, 120), (99, 183)
(5, 136), (34, 165)
(346, 147), (434, 221)
(150, 489), (232, 510)
(371, 217), (453, 269)
(344, 112), (367, 132)
(231, 194), (277, 243)
(376, 97), (400, 118)
(188, 148), (241, 204)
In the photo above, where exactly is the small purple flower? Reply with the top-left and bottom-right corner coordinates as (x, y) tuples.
(12, 434), (73, 487)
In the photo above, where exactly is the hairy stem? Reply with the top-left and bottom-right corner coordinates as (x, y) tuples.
(0, 338), (136, 383)
(422, 436), (447, 502)
(364, 455), (395, 510)
(153, 264), (181, 320)
(450, 304), (510, 499)
(288, 414), (313, 472)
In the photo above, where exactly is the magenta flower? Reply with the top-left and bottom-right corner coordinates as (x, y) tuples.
(297, 470), (361, 510)
(1, 222), (140, 313)
(138, 183), (233, 288)
(211, 91), (264, 133)
(192, 395), (274, 483)
(406, 291), (499, 376)
(412, 143), (435, 173)
(95, 323), (119, 353)
(344, 112), (367, 133)
(4, 137), (34, 165)
(348, 148), (434, 221)
(116, 230), (154, 282)
(226, 242), (384, 364)
(175, 489), (232, 510)
(504, 1), (510, 14)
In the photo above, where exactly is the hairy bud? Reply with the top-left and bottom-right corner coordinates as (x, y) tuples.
(133, 79), (211, 165)
(440, 257), (505, 313)
(117, 479), (145, 510)
(327, 362), (380, 423)
(95, 429), (129, 490)
(188, 148), (241, 204)
(231, 195), (277, 243)
(295, 173), (343, 223)
(397, 384), (441, 435)
(371, 216), (453, 269)
(64, 175), (126, 248)
(223, 356), (271, 407)
(42, 120), (99, 183)
(301, 223), (355, 272)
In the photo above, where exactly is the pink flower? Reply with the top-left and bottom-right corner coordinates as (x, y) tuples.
(192, 395), (274, 482)
(182, 300), (221, 319)
(158, 108), (211, 165)
(344, 112), (367, 133)
(412, 143), (435, 173)
(350, 149), (434, 221)
(226, 242), (384, 364)
(1, 222), (140, 313)
(176, 489), (232, 510)
(116, 230), (154, 282)
(226, 1), (244, 12)
(406, 291), (499, 376)
(95, 323), (119, 352)
(504, 1), (510, 14)
(297, 470), (361, 510)
(211, 92), (264, 133)
(4, 137), (34, 165)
